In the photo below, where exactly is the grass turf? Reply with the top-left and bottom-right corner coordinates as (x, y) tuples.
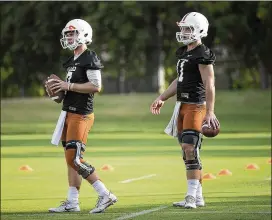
(1, 91), (271, 220)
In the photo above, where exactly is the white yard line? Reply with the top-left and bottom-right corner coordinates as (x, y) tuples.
(115, 205), (168, 220)
(119, 174), (156, 184)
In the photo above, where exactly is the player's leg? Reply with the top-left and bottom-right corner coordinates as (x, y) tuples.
(48, 123), (81, 212)
(64, 140), (82, 205)
(173, 158), (205, 208)
(173, 107), (188, 207)
(196, 169), (205, 206)
(173, 161), (204, 207)
(173, 170), (204, 208)
(179, 104), (205, 208)
(182, 104), (206, 208)
(65, 113), (117, 214)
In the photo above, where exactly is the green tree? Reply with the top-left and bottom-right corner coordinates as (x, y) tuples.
(187, 1), (272, 89)
(1, 1), (86, 97)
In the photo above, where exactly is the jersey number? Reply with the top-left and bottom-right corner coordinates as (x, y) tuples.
(177, 60), (187, 82)
(66, 72), (72, 83)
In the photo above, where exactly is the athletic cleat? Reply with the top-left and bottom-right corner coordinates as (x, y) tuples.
(48, 200), (80, 212)
(89, 192), (117, 214)
(184, 195), (197, 209)
(173, 196), (205, 207)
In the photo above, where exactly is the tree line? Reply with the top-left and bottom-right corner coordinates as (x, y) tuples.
(1, 1), (271, 97)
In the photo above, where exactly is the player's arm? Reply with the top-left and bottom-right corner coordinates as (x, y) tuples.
(159, 78), (178, 101)
(199, 64), (215, 113)
(199, 64), (219, 128)
(71, 69), (102, 94)
(70, 82), (100, 93)
(150, 78), (177, 114)
(51, 69), (102, 94)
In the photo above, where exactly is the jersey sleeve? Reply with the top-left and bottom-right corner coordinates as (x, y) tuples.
(195, 47), (216, 65)
(86, 69), (102, 88)
(81, 51), (104, 70)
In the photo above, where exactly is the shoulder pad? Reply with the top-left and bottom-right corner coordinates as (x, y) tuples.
(62, 55), (74, 68)
(195, 45), (216, 65)
(176, 46), (187, 59)
(79, 50), (104, 70)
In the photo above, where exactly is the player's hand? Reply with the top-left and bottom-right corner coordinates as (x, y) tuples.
(203, 111), (220, 129)
(150, 97), (165, 115)
(44, 78), (52, 97)
(49, 79), (69, 93)
(44, 83), (51, 97)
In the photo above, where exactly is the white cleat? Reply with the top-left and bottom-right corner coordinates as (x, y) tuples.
(48, 200), (80, 213)
(89, 192), (117, 214)
(183, 195), (197, 209)
(173, 196), (205, 207)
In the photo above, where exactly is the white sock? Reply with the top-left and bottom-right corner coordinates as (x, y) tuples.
(186, 179), (199, 198)
(196, 182), (203, 198)
(67, 186), (79, 202)
(92, 180), (110, 197)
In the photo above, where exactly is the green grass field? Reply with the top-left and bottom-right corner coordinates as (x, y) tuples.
(1, 91), (271, 220)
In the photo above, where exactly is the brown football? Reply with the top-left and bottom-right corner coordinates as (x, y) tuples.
(45, 74), (65, 103)
(201, 121), (220, 138)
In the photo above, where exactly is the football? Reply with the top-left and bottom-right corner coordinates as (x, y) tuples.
(45, 74), (65, 103)
(201, 120), (220, 138)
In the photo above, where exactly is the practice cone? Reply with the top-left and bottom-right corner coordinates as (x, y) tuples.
(246, 163), (259, 170)
(267, 159), (272, 164)
(203, 173), (216, 180)
(218, 169), (232, 176)
(101, 164), (114, 171)
(19, 165), (33, 171)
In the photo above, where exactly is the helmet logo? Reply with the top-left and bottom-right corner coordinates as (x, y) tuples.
(68, 25), (76, 30)
(61, 19), (93, 50)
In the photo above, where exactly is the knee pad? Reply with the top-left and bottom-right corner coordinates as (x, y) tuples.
(62, 141), (66, 148)
(185, 159), (202, 170)
(76, 161), (95, 179)
(66, 140), (95, 179)
(178, 130), (203, 170)
(66, 140), (86, 152)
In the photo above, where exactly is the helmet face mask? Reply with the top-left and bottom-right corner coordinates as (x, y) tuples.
(176, 12), (209, 45)
(60, 19), (93, 51)
(60, 30), (80, 50)
(176, 24), (196, 45)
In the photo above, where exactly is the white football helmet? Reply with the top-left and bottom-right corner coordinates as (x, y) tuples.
(176, 12), (209, 45)
(60, 19), (93, 50)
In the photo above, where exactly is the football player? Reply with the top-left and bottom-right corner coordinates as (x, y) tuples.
(46, 19), (117, 213)
(150, 12), (220, 208)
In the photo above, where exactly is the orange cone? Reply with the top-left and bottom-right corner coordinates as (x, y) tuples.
(218, 169), (232, 176)
(203, 173), (216, 180)
(19, 165), (33, 171)
(267, 159), (272, 164)
(101, 164), (114, 171)
(246, 163), (259, 170)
